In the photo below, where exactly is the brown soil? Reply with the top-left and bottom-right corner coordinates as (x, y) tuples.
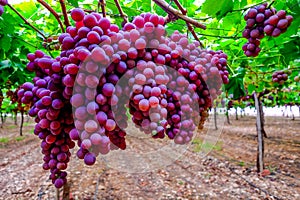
(0, 115), (299, 200)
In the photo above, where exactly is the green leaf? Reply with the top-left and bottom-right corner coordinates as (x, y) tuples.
(280, 37), (300, 64)
(68, 0), (79, 7)
(287, 0), (300, 14)
(219, 39), (235, 48)
(0, 35), (12, 53)
(225, 74), (246, 100)
(14, 0), (37, 19)
(247, 84), (256, 95)
(202, 0), (234, 19)
(222, 12), (241, 26)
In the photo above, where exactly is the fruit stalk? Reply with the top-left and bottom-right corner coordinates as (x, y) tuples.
(59, 0), (70, 27)
(37, 0), (65, 32)
(152, 0), (206, 30)
(172, 0), (204, 48)
(98, 0), (106, 17)
(114, 0), (128, 23)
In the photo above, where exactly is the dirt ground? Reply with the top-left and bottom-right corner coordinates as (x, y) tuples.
(0, 114), (299, 200)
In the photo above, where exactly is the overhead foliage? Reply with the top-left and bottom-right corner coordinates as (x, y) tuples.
(0, 0), (299, 111)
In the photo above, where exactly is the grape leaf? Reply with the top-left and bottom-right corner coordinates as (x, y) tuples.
(13, 0), (37, 18)
(0, 35), (12, 53)
(201, 0), (234, 19)
(68, 0), (79, 8)
(225, 72), (246, 100)
(247, 84), (256, 95)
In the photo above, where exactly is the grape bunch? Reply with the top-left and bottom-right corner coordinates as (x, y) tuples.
(263, 10), (293, 37)
(0, 0), (8, 16)
(272, 70), (288, 85)
(18, 8), (230, 188)
(242, 3), (293, 57)
(17, 51), (76, 188)
(122, 63), (199, 143)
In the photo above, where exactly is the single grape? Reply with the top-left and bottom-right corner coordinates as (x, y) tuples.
(277, 19), (288, 29)
(272, 28), (281, 37)
(247, 8), (258, 18)
(263, 25), (274, 35)
(276, 10), (286, 19)
(71, 8), (85, 22)
(87, 31), (101, 44)
(255, 13), (265, 23)
(139, 99), (150, 111)
(83, 14), (98, 28)
(54, 178), (65, 188)
(102, 83), (115, 97)
(250, 29), (260, 38)
(268, 15), (279, 26)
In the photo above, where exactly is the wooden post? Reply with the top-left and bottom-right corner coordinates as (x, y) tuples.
(254, 93), (264, 172)
(259, 100), (267, 138)
(62, 181), (70, 200)
(4, 113), (7, 123)
(290, 106), (295, 120)
(14, 110), (18, 125)
(235, 108), (238, 120)
(20, 110), (24, 136)
(56, 188), (60, 200)
(0, 111), (3, 128)
(214, 107), (218, 130)
(226, 109), (231, 124)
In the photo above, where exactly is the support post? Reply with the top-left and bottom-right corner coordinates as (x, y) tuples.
(254, 93), (264, 173)
(214, 107), (218, 130)
(20, 110), (24, 136)
(226, 109), (230, 124)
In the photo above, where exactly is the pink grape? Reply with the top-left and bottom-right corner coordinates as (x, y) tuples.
(71, 8), (85, 22)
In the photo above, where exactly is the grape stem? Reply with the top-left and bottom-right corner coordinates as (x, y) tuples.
(245, 65), (300, 75)
(7, 4), (47, 39)
(198, 33), (242, 39)
(231, 0), (270, 12)
(98, 0), (106, 17)
(152, 0), (206, 30)
(114, 0), (128, 23)
(267, 1), (275, 9)
(172, 0), (204, 48)
(66, 9), (111, 16)
(37, 0), (65, 32)
(59, 0), (70, 27)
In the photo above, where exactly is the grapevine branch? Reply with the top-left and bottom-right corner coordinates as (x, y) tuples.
(114, 0), (128, 23)
(98, 0), (106, 17)
(7, 4), (47, 39)
(152, 0), (206, 30)
(267, 0), (275, 9)
(172, 0), (204, 48)
(59, 0), (70, 27)
(245, 65), (300, 75)
(199, 33), (242, 39)
(231, 0), (270, 12)
(37, 0), (65, 32)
